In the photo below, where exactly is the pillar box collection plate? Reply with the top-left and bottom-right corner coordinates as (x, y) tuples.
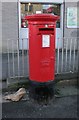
(25, 14), (59, 83)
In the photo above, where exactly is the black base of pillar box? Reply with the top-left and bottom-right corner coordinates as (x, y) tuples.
(29, 79), (55, 86)
(28, 80), (55, 105)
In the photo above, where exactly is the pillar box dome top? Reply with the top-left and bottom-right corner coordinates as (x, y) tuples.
(25, 14), (59, 22)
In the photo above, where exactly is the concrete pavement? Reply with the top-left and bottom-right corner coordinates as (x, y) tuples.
(2, 79), (79, 119)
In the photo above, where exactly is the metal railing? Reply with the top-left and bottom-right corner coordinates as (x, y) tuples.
(6, 37), (78, 79)
(56, 37), (78, 74)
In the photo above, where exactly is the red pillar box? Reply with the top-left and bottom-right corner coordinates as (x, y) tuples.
(25, 14), (59, 83)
